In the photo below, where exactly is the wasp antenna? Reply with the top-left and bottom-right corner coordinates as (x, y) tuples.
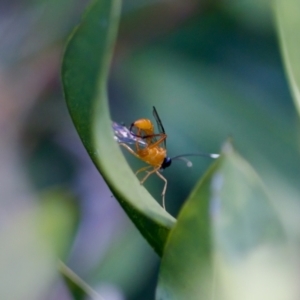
(171, 153), (220, 160)
(173, 157), (193, 167)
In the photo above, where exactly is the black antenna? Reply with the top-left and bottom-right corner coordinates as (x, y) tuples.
(172, 153), (219, 160)
(171, 152), (219, 167)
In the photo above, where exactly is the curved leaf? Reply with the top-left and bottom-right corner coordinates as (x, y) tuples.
(59, 262), (102, 300)
(275, 0), (300, 116)
(157, 144), (297, 300)
(61, 0), (175, 256)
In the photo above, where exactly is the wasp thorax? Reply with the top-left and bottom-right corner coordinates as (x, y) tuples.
(132, 119), (154, 132)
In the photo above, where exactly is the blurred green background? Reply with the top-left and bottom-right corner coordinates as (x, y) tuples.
(1, 0), (299, 299)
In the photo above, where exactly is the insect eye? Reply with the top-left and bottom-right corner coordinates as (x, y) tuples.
(161, 157), (172, 170)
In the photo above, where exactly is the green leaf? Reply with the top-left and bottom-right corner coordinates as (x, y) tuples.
(59, 262), (102, 300)
(275, 0), (300, 116)
(157, 144), (297, 300)
(61, 0), (175, 256)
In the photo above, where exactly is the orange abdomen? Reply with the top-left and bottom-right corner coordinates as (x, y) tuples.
(137, 147), (166, 167)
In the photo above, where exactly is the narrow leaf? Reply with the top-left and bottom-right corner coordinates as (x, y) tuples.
(59, 262), (102, 300)
(62, 0), (175, 256)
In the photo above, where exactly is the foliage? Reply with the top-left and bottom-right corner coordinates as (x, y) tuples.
(61, 0), (300, 299)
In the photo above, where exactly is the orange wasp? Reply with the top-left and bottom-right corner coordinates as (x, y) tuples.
(113, 107), (219, 210)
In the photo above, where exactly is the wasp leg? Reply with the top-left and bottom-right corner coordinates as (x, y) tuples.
(147, 134), (167, 149)
(134, 133), (167, 150)
(119, 143), (141, 160)
(120, 144), (153, 179)
(135, 129), (143, 151)
(139, 167), (167, 210)
(155, 171), (167, 210)
(140, 167), (159, 185)
(135, 165), (152, 176)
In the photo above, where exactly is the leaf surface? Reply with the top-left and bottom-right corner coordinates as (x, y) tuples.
(62, 0), (175, 255)
(157, 145), (297, 300)
(275, 0), (300, 116)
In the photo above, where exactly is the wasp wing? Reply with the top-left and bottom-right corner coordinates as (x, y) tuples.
(152, 106), (166, 148)
(112, 122), (147, 147)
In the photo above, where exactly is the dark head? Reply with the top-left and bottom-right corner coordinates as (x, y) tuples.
(161, 157), (172, 170)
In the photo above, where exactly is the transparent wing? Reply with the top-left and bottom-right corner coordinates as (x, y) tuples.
(112, 122), (147, 147)
(152, 106), (166, 148)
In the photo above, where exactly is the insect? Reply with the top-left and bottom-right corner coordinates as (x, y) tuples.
(113, 107), (219, 210)
(113, 121), (147, 147)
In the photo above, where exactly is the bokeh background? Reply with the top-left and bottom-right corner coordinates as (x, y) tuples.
(1, 0), (300, 299)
